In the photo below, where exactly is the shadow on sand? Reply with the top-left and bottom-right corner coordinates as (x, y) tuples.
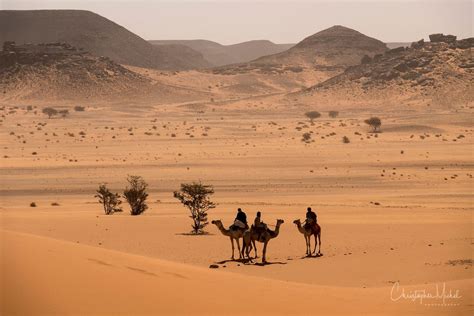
(216, 258), (252, 264)
(175, 232), (213, 236)
(302, 253), (323, 259)
(253, 261), (287, 266)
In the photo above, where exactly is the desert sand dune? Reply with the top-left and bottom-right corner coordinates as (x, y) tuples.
(2, 230), (471, 315)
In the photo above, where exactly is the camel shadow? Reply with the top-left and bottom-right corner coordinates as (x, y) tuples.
(302, 253), (323, 259)
(175, 232), (213, 236)
(253, 261), (287, 266)
(216, 258), (252, 264)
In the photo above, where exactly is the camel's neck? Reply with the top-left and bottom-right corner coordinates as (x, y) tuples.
(296, 222), (306, 234)
(270, 222), (281, 238)
(215, 223), (230, 236)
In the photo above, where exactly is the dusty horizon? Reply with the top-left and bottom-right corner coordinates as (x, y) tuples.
(1, 0), (472, 44)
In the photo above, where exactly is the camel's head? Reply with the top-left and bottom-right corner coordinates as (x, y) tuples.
(211, 220), (222, 225)
(293, 219), (301, 225)
(277, 219), (285, 225)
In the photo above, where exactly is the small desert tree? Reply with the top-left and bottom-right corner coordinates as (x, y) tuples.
(42, 107), (58, 119)
(58, 109), (69, 118)
(328, 111), (339, 118)
(123, 175), (149, 215)
(173, 182), (216, 234)
(95, 184), (122, 215)
(305, 111), (321, 123)
(364, 117), (382, 132)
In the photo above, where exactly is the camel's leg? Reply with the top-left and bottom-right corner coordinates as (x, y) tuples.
(245, 242), (252, 259)
(236, 238), (242, 259)
(230, 237), (235, 260)
(313, 234), (318, 255)
(304, 235), (309, 255)
(252, 240), (258, 258)
(245, 238), (253, 262)
(307, 235), (312, 256)
(262, 241), (268, 263)
(318, 232), (322, 254)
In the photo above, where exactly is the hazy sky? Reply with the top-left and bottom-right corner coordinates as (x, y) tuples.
(2, 0), (472, 44)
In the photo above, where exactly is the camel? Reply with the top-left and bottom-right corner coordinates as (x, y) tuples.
(211, 220), (246, 260)
(293, 219), (321, 256)
(242, 219), (284, 263)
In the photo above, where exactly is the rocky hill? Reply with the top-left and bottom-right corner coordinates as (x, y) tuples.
(150, 39), (294, 67)
(0, 42), (151, 100)
(300, 34), (473, 106)
(212, 25), (387, 75)
(0, 10), (210, 70)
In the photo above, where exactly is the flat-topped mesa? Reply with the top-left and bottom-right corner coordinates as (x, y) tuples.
(429, 33), (457, 43)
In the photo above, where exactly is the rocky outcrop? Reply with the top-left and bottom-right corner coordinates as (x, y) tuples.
(0, 42), (150, 100)
(429, 33), (457, 43)
(305, 36), (473, 93)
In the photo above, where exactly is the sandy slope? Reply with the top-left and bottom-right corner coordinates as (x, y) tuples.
(1, 230), (471, 315)
(0, 93), (472, 315)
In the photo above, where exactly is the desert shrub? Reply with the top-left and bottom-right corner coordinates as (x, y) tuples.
(58, 109), (69, 118)
(95, 184), (122, 215)
(123, 175), (148, 215)
(173, 182), (216, 234)
(301, 132), (312, 143)
(26, 105), (33, 111)
(30, 202), (37, 207)
(42, 107), (58, 119)
(328, 111), (339, 118)
(342, 136), (350, 143)
(305, 111), (321, 123)
(364, 117), (382, 132)
(74, 106), (85, 112)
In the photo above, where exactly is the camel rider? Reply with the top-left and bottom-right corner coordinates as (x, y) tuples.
(254, 211), (268, 240)
(305, 207), (317, 229)
(232, 208), (248, 230)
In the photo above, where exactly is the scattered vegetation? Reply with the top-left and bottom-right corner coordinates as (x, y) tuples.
(95, 184), (122, 215)
(364, 117), (382, 132)
(342, 136), (350, 143)
(173, 182), (216, 234)
(301, 132), (312, 143)
(58, 109), (69, 118)
(42, 107), (58, 119)
(74, 106), (85, 111)
(305, 111), (321, 123)
(123, 175), (149, 216)
(328, 111), (339, 118)
(30, 202), (37, 207)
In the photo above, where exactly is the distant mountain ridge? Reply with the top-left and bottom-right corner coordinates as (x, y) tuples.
(150, 39), (294, 66)
(0, 10), (210, 70)
(212, 25), (388, 76)
(260, 25), (388, 68)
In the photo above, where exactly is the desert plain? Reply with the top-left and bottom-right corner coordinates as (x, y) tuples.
(1, 86), (473, 315)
